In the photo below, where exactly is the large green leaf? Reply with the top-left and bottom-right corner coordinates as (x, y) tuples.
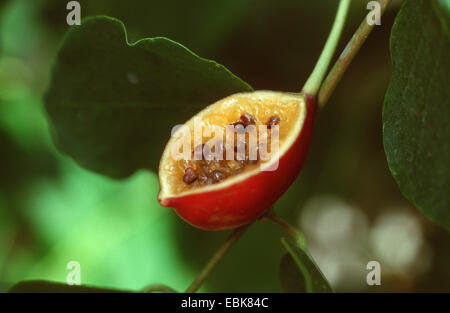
(433, 0), (450, 37)
(41, 0), (252, 54)
(45, 16), (252, 178)
(383, 0), (450, 231)
(279, 238), (333, 293)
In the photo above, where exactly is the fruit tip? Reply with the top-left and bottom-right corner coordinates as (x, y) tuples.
(157, 196), (170, 207)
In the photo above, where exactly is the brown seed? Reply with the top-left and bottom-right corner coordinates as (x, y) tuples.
(231, 121), (246, 134)
(201, 163), (211, 175)
(198, 174), (208, 184)
(240, 113), (256, 125)
(266, 115), (280, 128)
(228, 160), (243, 171)
(183, 167), (198, 184)
(232, 121), (246, 127)
(232, 167), (244, 175)
(210, 170), (225, 183)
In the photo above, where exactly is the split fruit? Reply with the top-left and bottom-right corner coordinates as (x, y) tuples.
(158, 91), (316, 230)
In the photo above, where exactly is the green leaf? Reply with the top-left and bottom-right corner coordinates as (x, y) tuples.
(279, 253), (307, 293)
(383, 0), (450, 231)
(141, 284), (178, 293)
(433, 0), (450, 37)
(8, 280), (132, 293)
(45, 16), (252, 178)
(42, 0), (252, 55)
(279, 238), (333, 293)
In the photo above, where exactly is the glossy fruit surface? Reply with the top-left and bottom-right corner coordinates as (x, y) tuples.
(158, 91), (316, 230)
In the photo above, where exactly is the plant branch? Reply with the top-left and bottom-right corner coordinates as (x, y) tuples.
(302, 0), (351, 96)
(265, 211), (308, 253)
(318, 0), (392, 108)
(185, 223), (251, 293)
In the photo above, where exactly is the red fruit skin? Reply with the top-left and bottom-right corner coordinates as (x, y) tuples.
(160, 95), (316, 231)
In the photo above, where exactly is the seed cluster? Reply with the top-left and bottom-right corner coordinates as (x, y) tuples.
(182, 113), (280, 186)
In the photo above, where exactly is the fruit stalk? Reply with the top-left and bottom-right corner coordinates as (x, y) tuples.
(318, 0), (392, 108)
(302, 0), (351, 96)
(265, 211), (308, 252)
(185, 223), (251, 293)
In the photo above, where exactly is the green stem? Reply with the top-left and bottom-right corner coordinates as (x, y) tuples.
(185, 224), (251, 293)
(318, 0), (392, 108)
(266, 212), (308, 253)
(302, 0), (351, 96)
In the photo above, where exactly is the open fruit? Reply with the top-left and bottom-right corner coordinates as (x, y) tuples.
(158, 91), (316, 230)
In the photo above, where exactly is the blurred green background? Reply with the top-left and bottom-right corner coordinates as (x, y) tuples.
(0, 0), (449, 293)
